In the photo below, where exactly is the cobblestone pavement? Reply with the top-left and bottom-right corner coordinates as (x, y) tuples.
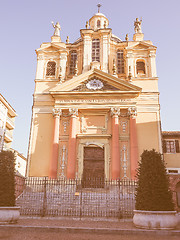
(12, 217), (180, 230)
(0, 228), (180, 240)
(0, 217), (180, 240)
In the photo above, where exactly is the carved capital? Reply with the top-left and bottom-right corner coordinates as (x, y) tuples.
(128, 107), (137, 117)
(69, 108), (78, 117)
(37, 55), (44, 60)
(149, 53), (156, 58)
(110, 107), (120, 117)
(52, 108), (62, 117)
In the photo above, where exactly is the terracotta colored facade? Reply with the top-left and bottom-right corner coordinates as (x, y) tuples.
(27, 12), (162, 180)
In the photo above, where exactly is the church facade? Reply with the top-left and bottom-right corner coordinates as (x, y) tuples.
(27, 11), (162, 181)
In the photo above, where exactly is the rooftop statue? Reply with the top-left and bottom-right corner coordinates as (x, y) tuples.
(51, 21), (61, 36)
(134, 18), (142, 33)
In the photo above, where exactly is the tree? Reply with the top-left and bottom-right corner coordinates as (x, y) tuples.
(135, 149), (174, 211)
(0, 150), (16, 206)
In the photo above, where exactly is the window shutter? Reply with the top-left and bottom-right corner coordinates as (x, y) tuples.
(162, 140), (167, 153)
(175, 140), (180, 153)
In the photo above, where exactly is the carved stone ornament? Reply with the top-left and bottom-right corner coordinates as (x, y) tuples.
(121, 145), (129, 179)
(52, 108), (62, 117)
(69, 108), (78, 117)
(51, 21), (61, 36)
(86, 79), (104, 90)
(134, 18), (142, 34)
(121, 121), (128, 132)
(59, 145), (67, 179)
(128, 107), (137, 117)
(110, 107), (120, 116)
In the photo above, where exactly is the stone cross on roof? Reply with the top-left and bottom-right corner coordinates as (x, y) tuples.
(97, 3), (102, 13)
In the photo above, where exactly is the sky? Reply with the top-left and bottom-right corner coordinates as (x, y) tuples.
(0, 0), (180, 157)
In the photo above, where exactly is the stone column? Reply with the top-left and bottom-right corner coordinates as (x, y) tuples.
(111, 107), (120, 180)
(67, 108), (78, 179)
(129, 107), (138, 180)
(49, 108), (62, 179)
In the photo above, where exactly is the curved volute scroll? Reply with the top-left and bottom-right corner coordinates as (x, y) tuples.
(52, 108), (62, 117)
(110, 107), (120, 117)
(128, 107), (137, 118)
(69, 108), (78, 117)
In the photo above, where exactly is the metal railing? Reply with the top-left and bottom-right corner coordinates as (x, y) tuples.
(16, 177), (137, 219)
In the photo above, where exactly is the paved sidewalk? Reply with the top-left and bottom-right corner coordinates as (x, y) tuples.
(0, 217), (180, 236)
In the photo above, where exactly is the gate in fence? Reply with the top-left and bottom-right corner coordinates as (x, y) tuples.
(16, 177), (137, 219)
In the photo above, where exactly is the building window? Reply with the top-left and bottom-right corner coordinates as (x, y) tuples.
(46, 61), (56, 76)
(136, 61), (145, 74)
(70, 50), (77, 75)
(97, 20), (101, 28)
(92, 39), (100, 62)
(168, 170), (178, 174)
(117, 50), (124, 74)
(163, 140), (180, 153)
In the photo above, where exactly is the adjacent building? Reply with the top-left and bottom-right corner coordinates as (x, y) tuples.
(0, 94), (17, 151)
(27, 10), (162, 182)
(162, 131), (180, 174)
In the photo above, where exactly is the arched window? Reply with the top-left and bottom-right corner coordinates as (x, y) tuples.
(97, 20), (101, 28)
(136, 60), (145, 74)
(46, 61), (56, 76)
(176, 182), (180, 207)
(70, 50), (77, 75)
(117, 50), (124, 74)
(92, 39), (100, 62)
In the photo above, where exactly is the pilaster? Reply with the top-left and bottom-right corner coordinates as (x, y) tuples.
(126, 51), (134, 78)
(83, 35), (92, 72)
(129, 107), (138, 180)
(67, 108), (78, 179)
(36, 54), (44, 79)
(49, 108), (62, 179)
(111, 107), (120, 179)
(149, 51), (157, 77)
(101, 33), (110, 73)
(59, 52), (67, 80)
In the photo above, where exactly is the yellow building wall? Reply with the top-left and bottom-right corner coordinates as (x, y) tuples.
(136, 112), (160, 158)
(29, 113), (54, 176)
(164, 153), (180, 168)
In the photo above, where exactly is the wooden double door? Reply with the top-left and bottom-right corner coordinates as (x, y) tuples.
(82, 147), (104, 188)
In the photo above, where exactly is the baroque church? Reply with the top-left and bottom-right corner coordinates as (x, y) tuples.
(27, 9), (161, 183)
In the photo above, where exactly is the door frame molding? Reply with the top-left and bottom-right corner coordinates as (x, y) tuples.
(77, 138), (110, 180)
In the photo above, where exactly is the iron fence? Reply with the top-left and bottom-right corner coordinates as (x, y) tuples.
(16, 177), (137, 219)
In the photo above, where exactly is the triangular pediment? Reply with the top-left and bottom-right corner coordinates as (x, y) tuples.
(36, 42), (67, 53)
(50, 69), (141, 95)
(126, 42), (156, 50)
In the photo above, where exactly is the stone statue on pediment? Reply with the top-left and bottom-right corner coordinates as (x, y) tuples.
(51, 21), (61, 36)
(134, 18), (142, 33)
